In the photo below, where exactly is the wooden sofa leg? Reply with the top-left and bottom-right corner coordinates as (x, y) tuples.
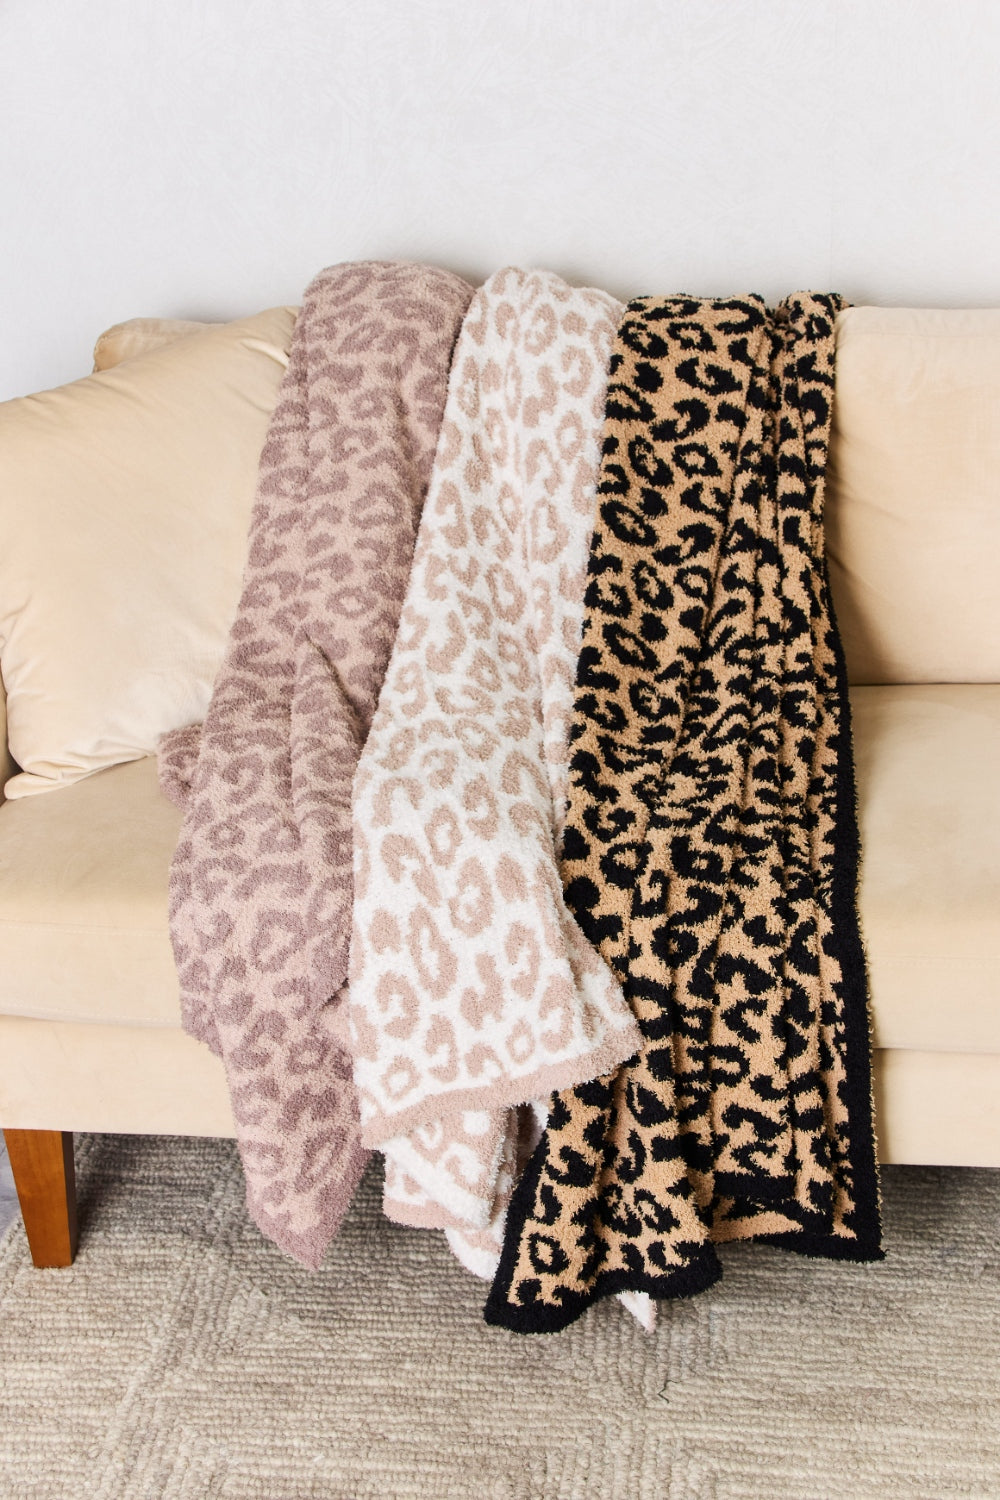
(3, 1129), (78, 1267)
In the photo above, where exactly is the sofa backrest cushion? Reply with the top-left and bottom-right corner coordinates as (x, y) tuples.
(0, 305), (297, 799)
(827, 306), (1000, 684)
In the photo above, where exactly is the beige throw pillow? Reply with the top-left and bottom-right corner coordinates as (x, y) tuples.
(0, 306), (297, 799)
(92, 317), (214, 371)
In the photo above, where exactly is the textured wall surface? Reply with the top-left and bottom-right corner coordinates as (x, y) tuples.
(2, 0), (1000, 400)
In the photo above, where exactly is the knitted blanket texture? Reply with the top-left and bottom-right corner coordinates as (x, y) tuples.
(160, 261), (474, 1267)
(158, 267), (879, 1336)
(349, 269), (642, 1237)
(486, 293), (883, 1333)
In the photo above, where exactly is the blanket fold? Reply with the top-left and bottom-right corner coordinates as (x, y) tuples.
(485, 292), (882, 1334)
(349, 268), (643, 1235)
(161, 261), (474, 1267)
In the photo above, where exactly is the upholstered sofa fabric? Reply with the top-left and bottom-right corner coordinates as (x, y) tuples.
(827, 307), (1000, 685)
(852, 684), (1000, 1054)
(0, 757), (182, 1027)
(872, 1050), (1000, 1169)
(0, 1015), (233, 1136)
(0, 306), (296, 799)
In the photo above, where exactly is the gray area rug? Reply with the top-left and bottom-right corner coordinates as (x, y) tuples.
(0, 1134), (997, 1500)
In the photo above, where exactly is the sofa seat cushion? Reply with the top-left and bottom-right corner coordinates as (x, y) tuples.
(0, 756), (182, 1026)
(852, 683), (999, 1053)
(0, 687), (997, 1055)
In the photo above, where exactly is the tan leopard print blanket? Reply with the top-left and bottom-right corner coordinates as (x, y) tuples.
(486, 293), (883, 1333)
(160, 261), (473, 1267)
(349, 269), (642, 1240)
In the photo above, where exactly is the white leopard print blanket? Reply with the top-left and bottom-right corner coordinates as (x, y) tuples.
(349, 268), (642, 1237)
(160, 261), (473, 1268)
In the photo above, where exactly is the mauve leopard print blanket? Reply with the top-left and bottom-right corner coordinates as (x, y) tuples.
(159, 261), (473, 1267)
(487, 293), (882, 1333)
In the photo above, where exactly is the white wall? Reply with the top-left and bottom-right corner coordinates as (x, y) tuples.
(2, 0), (999, 401)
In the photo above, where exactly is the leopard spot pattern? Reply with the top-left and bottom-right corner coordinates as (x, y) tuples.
(487, 293), (882, 1333)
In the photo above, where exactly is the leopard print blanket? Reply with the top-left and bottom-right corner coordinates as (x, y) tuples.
(349, 269), (642, 1237)
(160, 261), (473, 1268)
(486, 293), (883, 1333)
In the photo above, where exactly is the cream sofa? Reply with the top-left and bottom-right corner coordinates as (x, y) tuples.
(1, 304), (997, 1267)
